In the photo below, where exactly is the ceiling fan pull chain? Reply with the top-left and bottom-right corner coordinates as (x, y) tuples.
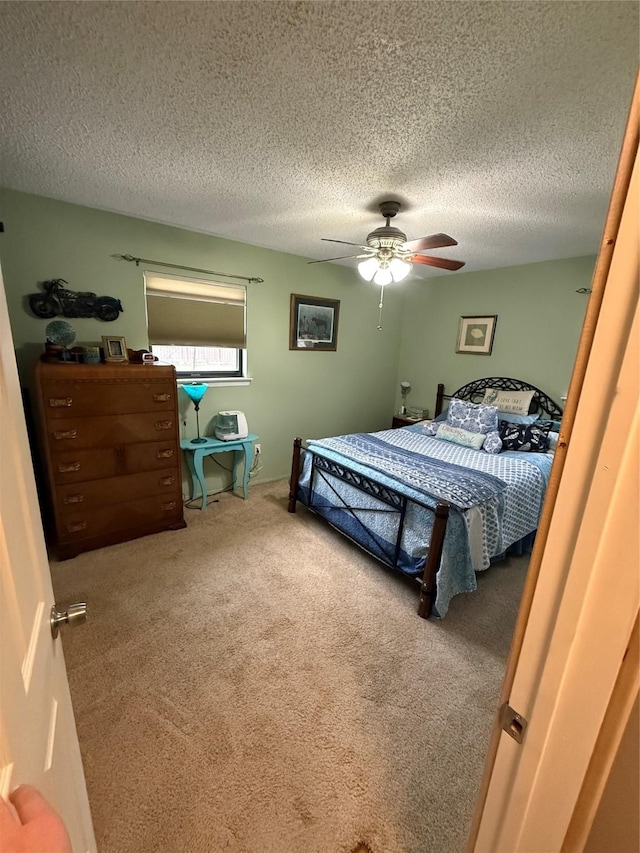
(377, 284), (385, 331)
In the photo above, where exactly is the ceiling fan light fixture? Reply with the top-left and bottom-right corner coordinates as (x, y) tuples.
(357, 256), (379, 281)
(373, 267), (393, 286)
(388, 257), (412, 281)
(358, 255), (412, 285)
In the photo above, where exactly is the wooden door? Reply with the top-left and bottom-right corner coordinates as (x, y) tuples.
(469, 75), (639, 851)
(0, 268), (96, 852)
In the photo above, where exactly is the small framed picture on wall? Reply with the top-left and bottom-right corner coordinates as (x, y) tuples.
(289, 294), (340, 351)
(456, 315), (497, 355)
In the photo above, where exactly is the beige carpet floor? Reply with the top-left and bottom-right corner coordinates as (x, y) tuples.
(51, 479), (527, 853)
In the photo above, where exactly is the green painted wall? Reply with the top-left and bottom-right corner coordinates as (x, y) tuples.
(0, 188), (405, 493)
(0, 188), (595, 502)
(395, 256), (594, 416)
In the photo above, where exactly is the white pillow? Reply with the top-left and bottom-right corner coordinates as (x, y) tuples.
(482, 388), (535, 416)
(547, 431), (560, 451)
(436, 422), (486, 450)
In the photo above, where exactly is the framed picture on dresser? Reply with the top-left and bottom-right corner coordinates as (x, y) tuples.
(102, 335), (128, 363)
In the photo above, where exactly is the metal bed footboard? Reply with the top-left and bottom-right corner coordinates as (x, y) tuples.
(287, 437), (449, 619)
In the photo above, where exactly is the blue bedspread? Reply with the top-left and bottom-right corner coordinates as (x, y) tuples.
(298, 426), (553, 617)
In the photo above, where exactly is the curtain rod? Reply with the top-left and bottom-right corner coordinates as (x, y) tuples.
(114, 254), (264, 284)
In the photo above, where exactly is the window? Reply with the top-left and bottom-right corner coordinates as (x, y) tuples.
(145, 273), (246, 379)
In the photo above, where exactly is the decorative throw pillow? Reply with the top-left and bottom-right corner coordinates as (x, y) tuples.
(482, 430), (503, 454)
(435, 422), (486, 450)
(422, 421), (440, 436)
(446, 398), (499, 435)
(499, 420), (551, 452)
(497, 411), (539, 425)
(483, 388), (535, 415)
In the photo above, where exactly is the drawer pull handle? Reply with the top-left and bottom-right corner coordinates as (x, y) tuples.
(155, 420), (173, 431)
(66, 521), (87, 533)
(156, 449), (174, 459)
(49, 397), (73, 408)
(63, 494), (84, 504)
(160, 476), (175, 486)
(153, 393), (171, 402)
(54, 429), (77, 440)
(58, 461), (81, 473)
(161, 501), (177, 512)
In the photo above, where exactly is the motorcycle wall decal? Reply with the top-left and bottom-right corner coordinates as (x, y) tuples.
(29, 279), (124, 321)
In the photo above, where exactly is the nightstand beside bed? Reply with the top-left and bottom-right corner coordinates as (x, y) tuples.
(391, 415), (431, 429)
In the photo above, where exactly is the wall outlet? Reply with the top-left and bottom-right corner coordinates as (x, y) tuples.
(255, 443), (261, 455)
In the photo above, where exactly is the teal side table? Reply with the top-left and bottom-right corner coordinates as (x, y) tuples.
(180, 433), (259, 510)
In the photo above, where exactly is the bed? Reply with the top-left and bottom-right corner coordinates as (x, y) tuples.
(287, 378), (563, 619)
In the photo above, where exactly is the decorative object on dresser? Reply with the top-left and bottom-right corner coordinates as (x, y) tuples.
(34, 362), (186, 559)
(101, 335), (128, 363)
(42, 320), (78, 362)
(81, 346), (101, 364)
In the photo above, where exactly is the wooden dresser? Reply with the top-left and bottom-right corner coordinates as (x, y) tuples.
(34, 362), (186, 559)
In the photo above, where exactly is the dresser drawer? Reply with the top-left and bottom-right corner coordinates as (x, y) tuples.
(45, 412), (177, 450)
(40, 380), (176, 419)
(56, 468), (180, 515)
(122, 440), (180, 473)
(57, 493), (183, 544)
(52, 448), (120, 484)
(51, 440), (180, 483)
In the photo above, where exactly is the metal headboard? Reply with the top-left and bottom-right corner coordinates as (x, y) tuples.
(435, 377), (564, 419)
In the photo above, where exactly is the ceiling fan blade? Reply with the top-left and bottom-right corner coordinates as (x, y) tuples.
(321, 238), (370, 249)
(307, 254), (361, 264)
(403, 233), (458, 252)
(411, 254), (466, 271)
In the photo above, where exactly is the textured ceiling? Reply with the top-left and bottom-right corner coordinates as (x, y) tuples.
(0, 1), (637, 275)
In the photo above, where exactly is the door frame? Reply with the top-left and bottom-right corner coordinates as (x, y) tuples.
(468, 73), (639, 851)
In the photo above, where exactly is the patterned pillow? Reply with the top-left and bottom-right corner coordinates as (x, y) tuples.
(499, 420), (551, 452)
(483, 388), (535, 415)
(446, 398), (499, 435)
(422, 421), (440, 436)
(483, 430), (503, 454)
(435, 422), (486, 450)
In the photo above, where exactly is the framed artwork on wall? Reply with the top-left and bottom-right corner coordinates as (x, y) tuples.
(289, 294), (340, 351)
(456, 315), (497, 355)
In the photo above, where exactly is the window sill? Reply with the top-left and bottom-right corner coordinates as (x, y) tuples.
(177, 377), (252, 388)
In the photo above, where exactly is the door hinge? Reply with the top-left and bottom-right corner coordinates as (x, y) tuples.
(500, 702), (528, 744)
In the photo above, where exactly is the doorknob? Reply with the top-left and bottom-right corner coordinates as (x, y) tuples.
(50, 602), (87, 639)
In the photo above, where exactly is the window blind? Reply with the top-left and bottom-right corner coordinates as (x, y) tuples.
(145, 273), (246, 348)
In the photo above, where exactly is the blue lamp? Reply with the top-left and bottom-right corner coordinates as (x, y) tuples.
(182, 383), (208, 444)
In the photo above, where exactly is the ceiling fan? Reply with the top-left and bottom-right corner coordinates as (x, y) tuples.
(309, 200), (465, 285)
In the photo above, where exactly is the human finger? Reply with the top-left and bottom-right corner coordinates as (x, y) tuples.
(8, 785), (54, 825)
(0, 792), (20, 830)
